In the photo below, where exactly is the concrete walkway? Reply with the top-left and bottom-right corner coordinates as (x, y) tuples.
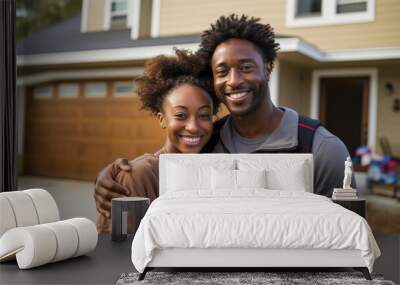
(18, 176), (98, 223)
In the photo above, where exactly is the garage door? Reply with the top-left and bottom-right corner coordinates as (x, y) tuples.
(24, 79), (164, 181)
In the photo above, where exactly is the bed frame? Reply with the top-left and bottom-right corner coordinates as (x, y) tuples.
(138, 154), (372, 281)
(139, 248), (371, 280)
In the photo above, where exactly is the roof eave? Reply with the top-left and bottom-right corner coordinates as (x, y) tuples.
(17, 37), (400, 67)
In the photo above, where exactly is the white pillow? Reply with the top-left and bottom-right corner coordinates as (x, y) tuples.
(211, 168), (236, 190)
(238, 159), (310, 192)
(167, 160), (235, 192)
(266, 163), (307, 191)
(211, 169), (267, 190)
(167, 162), (210, 191)
(237, 169), (267, 189)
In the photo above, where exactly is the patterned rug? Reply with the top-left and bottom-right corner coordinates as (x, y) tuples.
(116, 271), (396, 285)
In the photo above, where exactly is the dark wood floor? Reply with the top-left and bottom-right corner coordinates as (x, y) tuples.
(373, 233), (400, 284)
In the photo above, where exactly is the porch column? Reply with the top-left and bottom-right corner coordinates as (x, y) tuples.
(269, 60), (280, 106)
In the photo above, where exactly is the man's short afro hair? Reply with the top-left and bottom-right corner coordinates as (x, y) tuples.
(197, 14), (280, 71)
(135, 49), (219, 115)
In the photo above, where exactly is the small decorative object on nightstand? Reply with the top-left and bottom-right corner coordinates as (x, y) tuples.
(332, 156), (358, 200)
(111, 197), (150, 242)
(332, 198), (366, 218)
(331, 157), (365, 217)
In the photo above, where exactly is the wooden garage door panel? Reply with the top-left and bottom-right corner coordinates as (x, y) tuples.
(81, 100), (111, 117)
(25, 120), (49, 137)
(49, 159), (80, 178)
(54, 140), (80, 157)
(28, 101), (58, 118)
(80, 120), (112, 138)
(79, 141), (110, 159)
(56, 101), (81, 117)
(109, 99), (142, 117)
(77, 159), (111, 181)
(135, 142), (164, 155)
(55, 120), (80, 137)
(26, 119), (79, 138)
(110, 141), (138, 161)
(24, 81), (166, 181)
(24, 155), (48, 176)
(111, 120), (139, 139)
(136, 119), (165, 140)
(25, 138), (79, 159)
(25, 137), (50, 156)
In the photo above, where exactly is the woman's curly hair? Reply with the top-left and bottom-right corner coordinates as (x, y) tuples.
(197, 14), (280, 76)
(135, 49), (219, 115)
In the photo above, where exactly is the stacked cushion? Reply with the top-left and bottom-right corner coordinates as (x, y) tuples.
(0, 189), (97, 269)
(0, 218), (97, 269)
(0, 189), (59, 236)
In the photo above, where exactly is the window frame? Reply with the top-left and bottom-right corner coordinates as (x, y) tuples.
(33, 85), (53, 99)
(286, 0), (375, 28)
(110, 0), (128, 27)
(113, 81), (135, 97)
(58, 83), (79, 99)
(103, 0), (141, 39)
(84, 82), (107, 98)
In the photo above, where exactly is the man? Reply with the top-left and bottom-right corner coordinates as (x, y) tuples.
(94, 14), (353, 218)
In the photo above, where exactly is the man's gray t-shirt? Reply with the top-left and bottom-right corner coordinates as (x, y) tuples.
(212, 107), (355, 197)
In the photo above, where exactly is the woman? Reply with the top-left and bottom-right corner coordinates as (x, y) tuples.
(97, 50), (219, 233)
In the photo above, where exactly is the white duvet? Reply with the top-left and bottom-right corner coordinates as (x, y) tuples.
(131, 190), (380, 273)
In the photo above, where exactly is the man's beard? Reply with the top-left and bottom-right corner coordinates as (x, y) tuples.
(229, 82), (268, 117)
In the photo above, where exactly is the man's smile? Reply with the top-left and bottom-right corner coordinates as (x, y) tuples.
(226, 90), (252, 103)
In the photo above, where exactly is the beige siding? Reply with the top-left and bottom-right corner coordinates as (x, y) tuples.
(275, 0), (400, 51)
(139, 0), (153, 37)
(376, 64), (400, 155)
(278, 61), (311, 116)
(86, 0), (106, 32)
(159, 0), (275, 37)
(159, 0), (400, 50)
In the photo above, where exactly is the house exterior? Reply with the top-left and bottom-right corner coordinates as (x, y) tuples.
(17, 0), (400, 181)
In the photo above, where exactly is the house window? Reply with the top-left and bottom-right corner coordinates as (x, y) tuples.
(110, 0), (128, 29)
(114, 81), (134, 97)
(104, 0), (141, 39)
(59, 83), (79, 98)
(33, 85), (53, 99)
(296, 0), (322, 17)
(287, 0), (374, 27)
(336, 0), (367, 14)
(85, 83), (107, 98)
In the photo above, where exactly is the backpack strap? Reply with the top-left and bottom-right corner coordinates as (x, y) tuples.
(200, 116), (229, 153)
(296, 115), (322, 153)
(201, 115), (321, 154)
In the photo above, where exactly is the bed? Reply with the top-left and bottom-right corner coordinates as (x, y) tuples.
(131, 154), (381, 280)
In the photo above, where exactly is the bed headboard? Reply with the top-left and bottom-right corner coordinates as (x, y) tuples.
(159, 153), (313, 195)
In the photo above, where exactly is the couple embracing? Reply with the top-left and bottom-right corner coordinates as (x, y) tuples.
(96, 14), (353, 233)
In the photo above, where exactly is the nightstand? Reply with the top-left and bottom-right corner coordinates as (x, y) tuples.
(332, 198), (366, 218)
(111, 197), (150, 242)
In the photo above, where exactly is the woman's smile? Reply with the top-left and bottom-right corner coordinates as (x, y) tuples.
(179, 135), (203, 146)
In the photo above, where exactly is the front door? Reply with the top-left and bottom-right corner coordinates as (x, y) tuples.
(319, 77), (369, 156)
